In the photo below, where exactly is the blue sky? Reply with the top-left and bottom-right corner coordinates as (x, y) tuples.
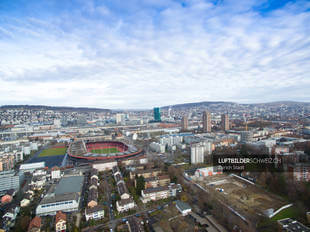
(0, 0), (309, 109)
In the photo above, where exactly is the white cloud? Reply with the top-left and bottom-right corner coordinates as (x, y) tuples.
(0, 0), (309, 108)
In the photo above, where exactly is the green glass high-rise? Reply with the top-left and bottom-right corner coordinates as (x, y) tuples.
(153, 107), (161, 122)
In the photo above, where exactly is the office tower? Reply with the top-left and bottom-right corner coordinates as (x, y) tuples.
(116, 113), (125, 125)
(153, 107), (161, 122)
(202, 111), (211, 132)
(221, 114), (229, 131)
(240, 131), (253, 143)
(191, 144), (204, 164)
(181, 115), (188, 131)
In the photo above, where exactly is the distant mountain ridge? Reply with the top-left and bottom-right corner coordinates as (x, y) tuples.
(162, 101), (310, 109)
(1, 101), (309, 111)
(161, 101), (236, 109)
(0, 105), (111, 112)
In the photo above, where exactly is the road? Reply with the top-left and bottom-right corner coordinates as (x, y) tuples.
(103, 172), (114, 230)
(82, 202), (173, 232)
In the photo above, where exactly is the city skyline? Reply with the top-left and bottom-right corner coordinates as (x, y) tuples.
(1, 0), (310, 108)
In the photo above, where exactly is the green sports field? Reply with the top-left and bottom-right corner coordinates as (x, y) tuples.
(39, 147), (67, 157)
(91, 147), (119, 154)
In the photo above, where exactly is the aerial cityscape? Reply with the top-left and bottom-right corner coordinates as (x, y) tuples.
(1, 0), (310, 232)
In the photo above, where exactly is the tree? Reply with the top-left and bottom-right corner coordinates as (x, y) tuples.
(136, 176), (145, 196)
(180, 193), (188, 202)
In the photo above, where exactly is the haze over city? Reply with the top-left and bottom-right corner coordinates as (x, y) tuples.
(1, 0), (310, 108)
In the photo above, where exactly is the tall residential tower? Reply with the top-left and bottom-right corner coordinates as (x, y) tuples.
(202, 111), (211, 133)
(221, 114), (229, 131)
(181, 116), (188, 131)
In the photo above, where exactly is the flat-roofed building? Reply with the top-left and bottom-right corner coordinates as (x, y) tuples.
(51, 166), (61, 179)
(176, 200), (191, 216)
(288, 163), (310, 182)
(121, 155), (148, 166)
(277, 218), (310, 232)
(143, 175), (170, 189)
(92, 160), (117, 171)
(130, 169), (161, 180)
(36, 175), (84, 216)
(0, 170), (20, 195)
(20, 162), (45, 173)
(140, 183), (180, 203)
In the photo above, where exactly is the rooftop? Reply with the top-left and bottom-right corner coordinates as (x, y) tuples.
(143, 186), (169, 194)
(85, 205), (104, 214)
(117, 197), (135, 206)
(55, 211), (66, 224)
(278, 218), (310, 232)
(40, 192), (79, 205)
(176, 200), (191, 211)
(54, 175), (84, 195)
(28, 216), (41, 230)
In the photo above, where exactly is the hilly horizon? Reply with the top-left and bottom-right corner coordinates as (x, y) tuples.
(1, 100), (310, 111)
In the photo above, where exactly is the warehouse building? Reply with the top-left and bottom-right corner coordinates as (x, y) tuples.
(36, 175), (84, 216)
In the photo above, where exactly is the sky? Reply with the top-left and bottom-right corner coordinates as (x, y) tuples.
(0, 0), (310, 109)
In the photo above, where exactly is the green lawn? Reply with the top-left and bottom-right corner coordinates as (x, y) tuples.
(91, 147), (119, 154)
(39, 147), (67, 157)
(271, 206), (299, 221)
(257, 206), (300, 231)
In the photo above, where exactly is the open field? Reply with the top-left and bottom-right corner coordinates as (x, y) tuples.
(39, 147), (67, 157)
(193, 174), (288, 221)
(91, 147), (119, 154)
(271, 206), (299, 221)
(151, 203), (196, 232)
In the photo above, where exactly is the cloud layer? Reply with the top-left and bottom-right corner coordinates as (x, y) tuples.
(0, 0), (310, 108)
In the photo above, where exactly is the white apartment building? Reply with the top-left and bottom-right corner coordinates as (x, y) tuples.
(116, 198), (135, 213)
(191, 144), (204, 164)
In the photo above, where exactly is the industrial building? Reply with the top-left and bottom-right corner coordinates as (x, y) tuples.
(19, 162), (45, 173)
(36, 175), (84, 216)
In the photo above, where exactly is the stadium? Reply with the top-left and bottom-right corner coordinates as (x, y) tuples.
(68, 140), (143, 161)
